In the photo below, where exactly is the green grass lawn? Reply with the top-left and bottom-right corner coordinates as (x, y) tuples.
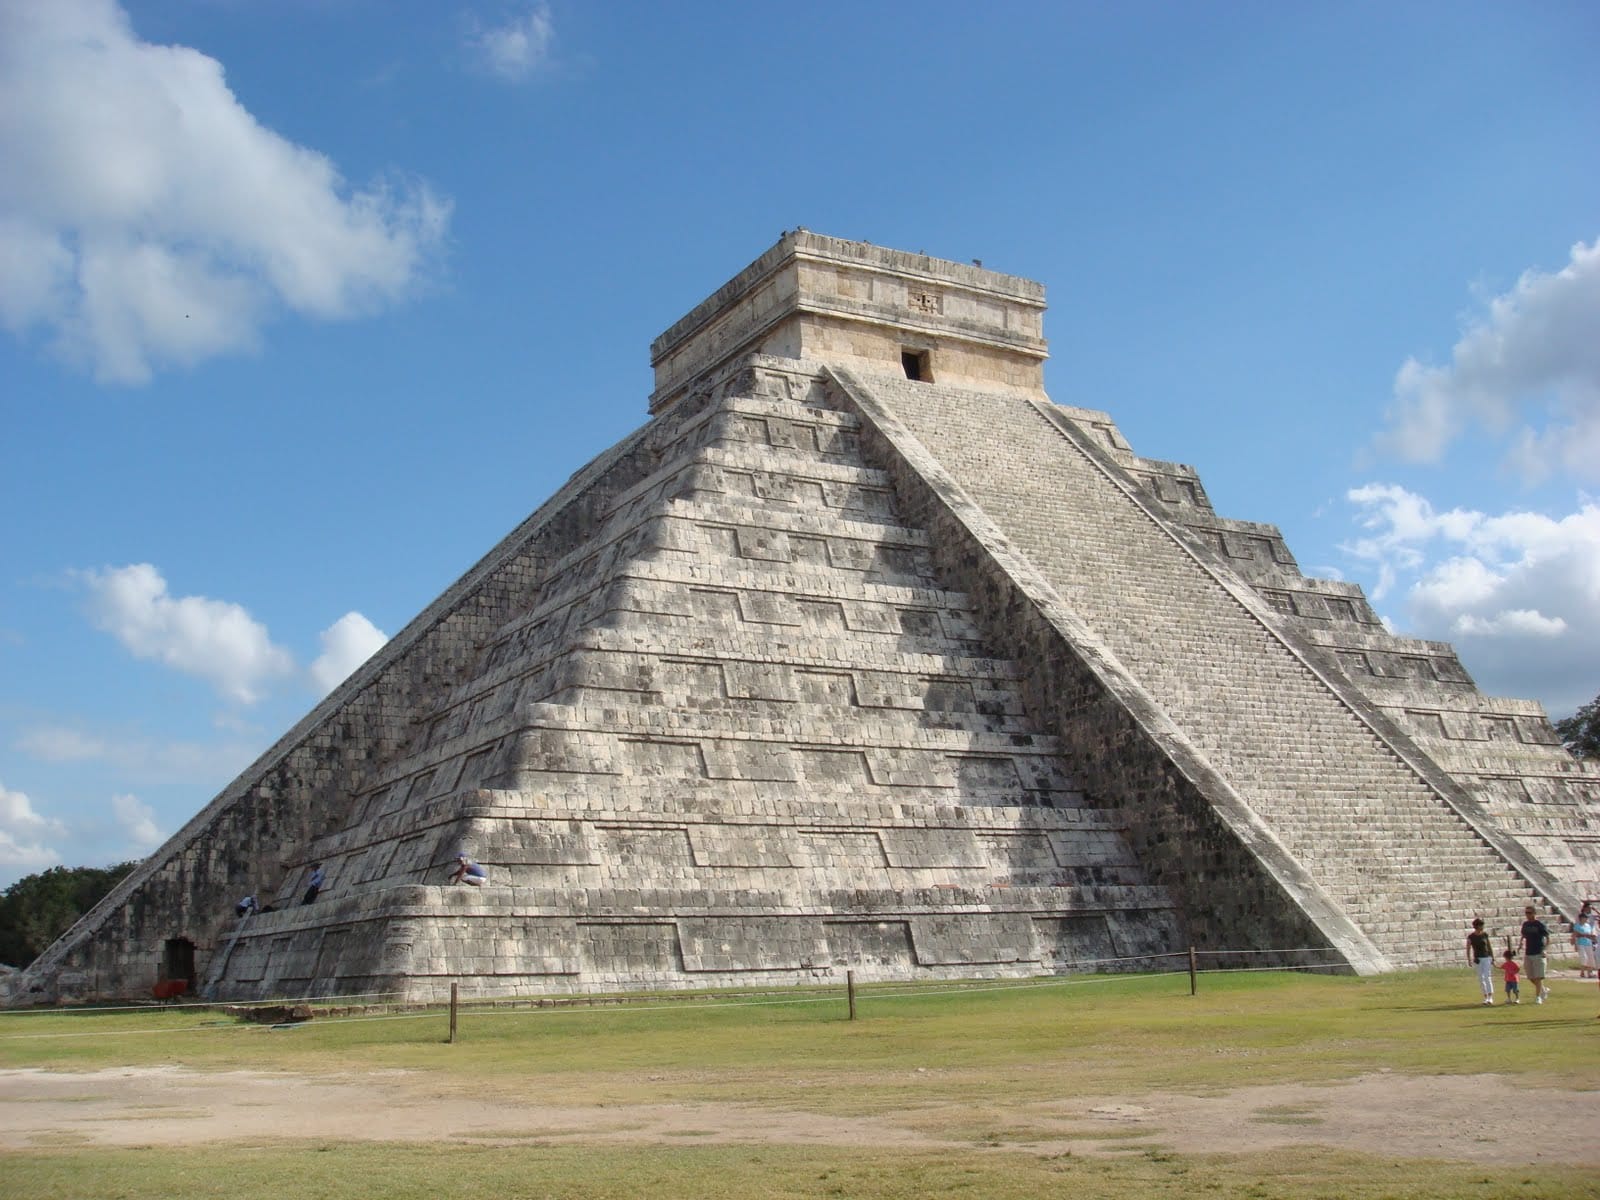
(3, 1142), (1590, 1200)
(2, 968), (1596, 1198)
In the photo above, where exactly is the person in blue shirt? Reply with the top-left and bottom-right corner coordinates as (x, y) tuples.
(301, 863), (325, 906)
(449, 855), (488, 886)
(1571, 903), (1595, 979)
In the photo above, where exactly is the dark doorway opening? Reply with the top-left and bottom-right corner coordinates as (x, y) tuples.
(163, 937), (196, 989)
(901, 349), (932, 382)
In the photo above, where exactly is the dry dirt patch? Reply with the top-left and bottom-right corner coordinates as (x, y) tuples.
(2, 1066), (1595, 1164)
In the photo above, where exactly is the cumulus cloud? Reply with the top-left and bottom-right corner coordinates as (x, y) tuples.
(1342, 484), (1600, 714)
(468, 2), (555, 81)
(309, 611), (389, 695)
(110, 792), (164, 851)
(0, 780), (67, 870)
(0, 0), (449, 383)
(1375, 238), (1600, 482)
(78, 563), (295, 704)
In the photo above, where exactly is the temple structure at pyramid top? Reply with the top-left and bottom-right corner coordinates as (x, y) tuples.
(13, 233), (1598, 1007)
(649, 231), (1048, 410)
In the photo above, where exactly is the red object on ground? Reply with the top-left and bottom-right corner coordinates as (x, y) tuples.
(152, 979), (189, 1001)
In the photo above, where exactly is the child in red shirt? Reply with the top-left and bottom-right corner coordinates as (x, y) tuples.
(1500, 949), (1521, 1004)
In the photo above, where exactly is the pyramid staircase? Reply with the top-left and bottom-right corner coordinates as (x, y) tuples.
(1055, 401), (1600, 901)
(830, 367), (1567, 965)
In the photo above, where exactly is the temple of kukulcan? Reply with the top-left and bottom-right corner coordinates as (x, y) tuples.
(16, 233), (1598, 1004)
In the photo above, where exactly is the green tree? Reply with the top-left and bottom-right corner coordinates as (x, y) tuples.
(1554, 693), (1600, 760)
(0, 862), (138, 969)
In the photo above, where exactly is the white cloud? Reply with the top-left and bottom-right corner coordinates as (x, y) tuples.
(0, 0), (449, 383)
(17, 723), (261, 785)
(71, 560), (388, 708)
(1451, 610), (1566, 638)
(1376, 238), (1600, 482)
(1342, 485), (1600, 714)
(468, 2), (555, 81)
(78, 563), (295, 704)
(0, 780), (66, 870)
(16, 727), (108, 763)
(309, 611), (389, 695)
(110, 792), (164, 851)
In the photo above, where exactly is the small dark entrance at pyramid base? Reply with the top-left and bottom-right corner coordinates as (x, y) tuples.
(156, 937), (196, 1000)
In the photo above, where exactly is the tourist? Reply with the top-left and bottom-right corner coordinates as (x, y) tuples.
(1572, 903), (1596, 980)
(1519, 907), (1550, 1003)
(1466, 918), (1495, 1004)
(301, 863), (325, 905)
(449, 855), (488, 886)
(1500, 949), (1521, 1004)
(235, 894), (258, 918)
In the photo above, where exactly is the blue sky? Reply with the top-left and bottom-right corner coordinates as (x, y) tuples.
(2, 0), (1597, 885)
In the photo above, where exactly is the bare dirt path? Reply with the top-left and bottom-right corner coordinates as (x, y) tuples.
(2, 1066), (1596, 1164)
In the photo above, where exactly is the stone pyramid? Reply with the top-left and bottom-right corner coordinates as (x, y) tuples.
(18, 233), (1597, 1005)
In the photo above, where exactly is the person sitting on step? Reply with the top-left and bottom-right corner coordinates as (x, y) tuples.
(449, 855), (488, 886)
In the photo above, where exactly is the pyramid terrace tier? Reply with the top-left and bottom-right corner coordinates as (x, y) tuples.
(422, 636), (1039, 741)
(352, 702), (1091, 815)
(494, 560), (1006, 651)
(475, 564), (1003, 681)
(218, 887), (1182, 1002)
(266, 791), (1156, 903)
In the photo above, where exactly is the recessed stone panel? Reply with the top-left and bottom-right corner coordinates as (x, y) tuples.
(910, 914), (1035, 965)
(796, 748), (870, 786)
(687, 824), (800, 868)
(501, 820), (595, 866)
(977, 831), (1057, 869)
(580, 921), (684, 975)
(678, 917), (827, 971)
(594, 825), (693, 869)
(702, 740), (798, 782)
(880, 828), (985, 869)
(1033, 914), (1117, 969)
(621, 737), (708, 779)
(824, 920), (915, 970)
(792, 669), (857, 705)
(802, 830), (889, 869)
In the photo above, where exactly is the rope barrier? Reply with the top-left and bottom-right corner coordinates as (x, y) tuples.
(1194, 947), (1336, 957)
(462, 990), (848, 1020)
